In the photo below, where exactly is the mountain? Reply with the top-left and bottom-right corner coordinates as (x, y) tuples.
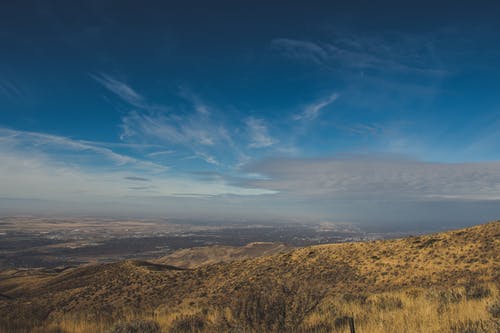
(0, 221), (498, 332)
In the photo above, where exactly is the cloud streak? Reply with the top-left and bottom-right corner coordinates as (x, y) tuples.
(271, 38), (328, 64)
(271, 33), (445, 76)
(0, 79), (25, 100)
(91, 73), (145, 108)
(294, 93), (339, 121)
(124, 176), (151, 182)
(119, 110), (237, 166)
(246, 117), (277, 148)
(105, 79), (260, 168)
(0, 127), (168, 172)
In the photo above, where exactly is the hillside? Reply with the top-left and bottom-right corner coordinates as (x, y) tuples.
(154, 242), (292, 268)
(0, 221), (498, 332)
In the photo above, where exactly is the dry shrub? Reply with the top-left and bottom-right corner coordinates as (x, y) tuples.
(439, 289), (464, 304)
(450, 319), (490, 333)
(169, 314), (206, 333)
(465, 283), (491, 300)
(223, 277), (326, 332)
(302, 322), (334, 332)
(487, 299), (500, 318)
(342, 293), (367, 304)
(369, 295), (403, 311)
(108, 319), (160, 333)
(425, 287), (463, 308)
(333, 316), (354, 330)
(0, 301), (52, 332)
(32, 326), (66, 333)
(431, 288), (465, 314)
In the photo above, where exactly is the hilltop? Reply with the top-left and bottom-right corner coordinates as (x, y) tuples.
(0, 221), (498, 332)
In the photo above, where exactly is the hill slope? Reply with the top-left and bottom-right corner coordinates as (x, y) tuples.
(154, 242), (292, 268)
(0, 221), (498, 332)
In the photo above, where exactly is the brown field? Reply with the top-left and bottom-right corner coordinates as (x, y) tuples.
(0, 221), (498, 332)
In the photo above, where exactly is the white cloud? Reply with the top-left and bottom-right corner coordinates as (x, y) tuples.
(0, 151), (271, 201)
(294, 93), (339, 121)
(92, 75), (292, 167)
(246, 117), (277, 148)
(178, 88), (212, 116)
(148, 150), (175, 157)
(195, 151), (220, 165)
(0, 129), (273, 202)
(0, 127), (168, 172)
(0, 151), (124, 199)
(244, 156), (500, 201)
(0, 79), (25, 100)
(2, 127), (499, 225)
(120, 110), (225, 148)
(91, 73), (145, 107)
(271, 33), (445, 76)
(271, 38), (328, 64)
(119, 105), (247, 169)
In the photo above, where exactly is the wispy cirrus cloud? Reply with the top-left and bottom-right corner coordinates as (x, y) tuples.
(272, 32), (448, 147)
(271, 38), (328, 64)
(294, 93), (339, 121)
(271, 33), (445, 76)
(91, 73), (146, 107)
(0, 127), (273, 204)
(0, 127), (167, 172)
(194, 151), (220, 166)
(118, 104), (251, 168)
(91, 74), (240, 167)
(178, 87), (212, 116)
(91, 76), (258, 168)
(120, 110), (227, 148)
(148, 150), (175, 157)
(0, 78), (25, 100)
(246, 117), (277, 148)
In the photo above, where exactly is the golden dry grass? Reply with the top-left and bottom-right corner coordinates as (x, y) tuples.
(26, 285), (500, 332)
(0, 221), (498, 332)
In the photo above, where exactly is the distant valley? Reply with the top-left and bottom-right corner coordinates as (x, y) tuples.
(0, 217), (382, 269)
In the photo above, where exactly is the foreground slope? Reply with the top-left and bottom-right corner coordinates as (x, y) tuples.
(0, 221), (498, 332)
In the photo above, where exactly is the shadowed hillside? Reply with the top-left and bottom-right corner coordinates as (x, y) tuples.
(0, 221), (498, 332)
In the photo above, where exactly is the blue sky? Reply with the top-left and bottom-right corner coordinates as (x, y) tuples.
(1, 1), (500, 229)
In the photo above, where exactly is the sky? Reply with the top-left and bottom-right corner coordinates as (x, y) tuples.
(1, 1), (500, 230)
